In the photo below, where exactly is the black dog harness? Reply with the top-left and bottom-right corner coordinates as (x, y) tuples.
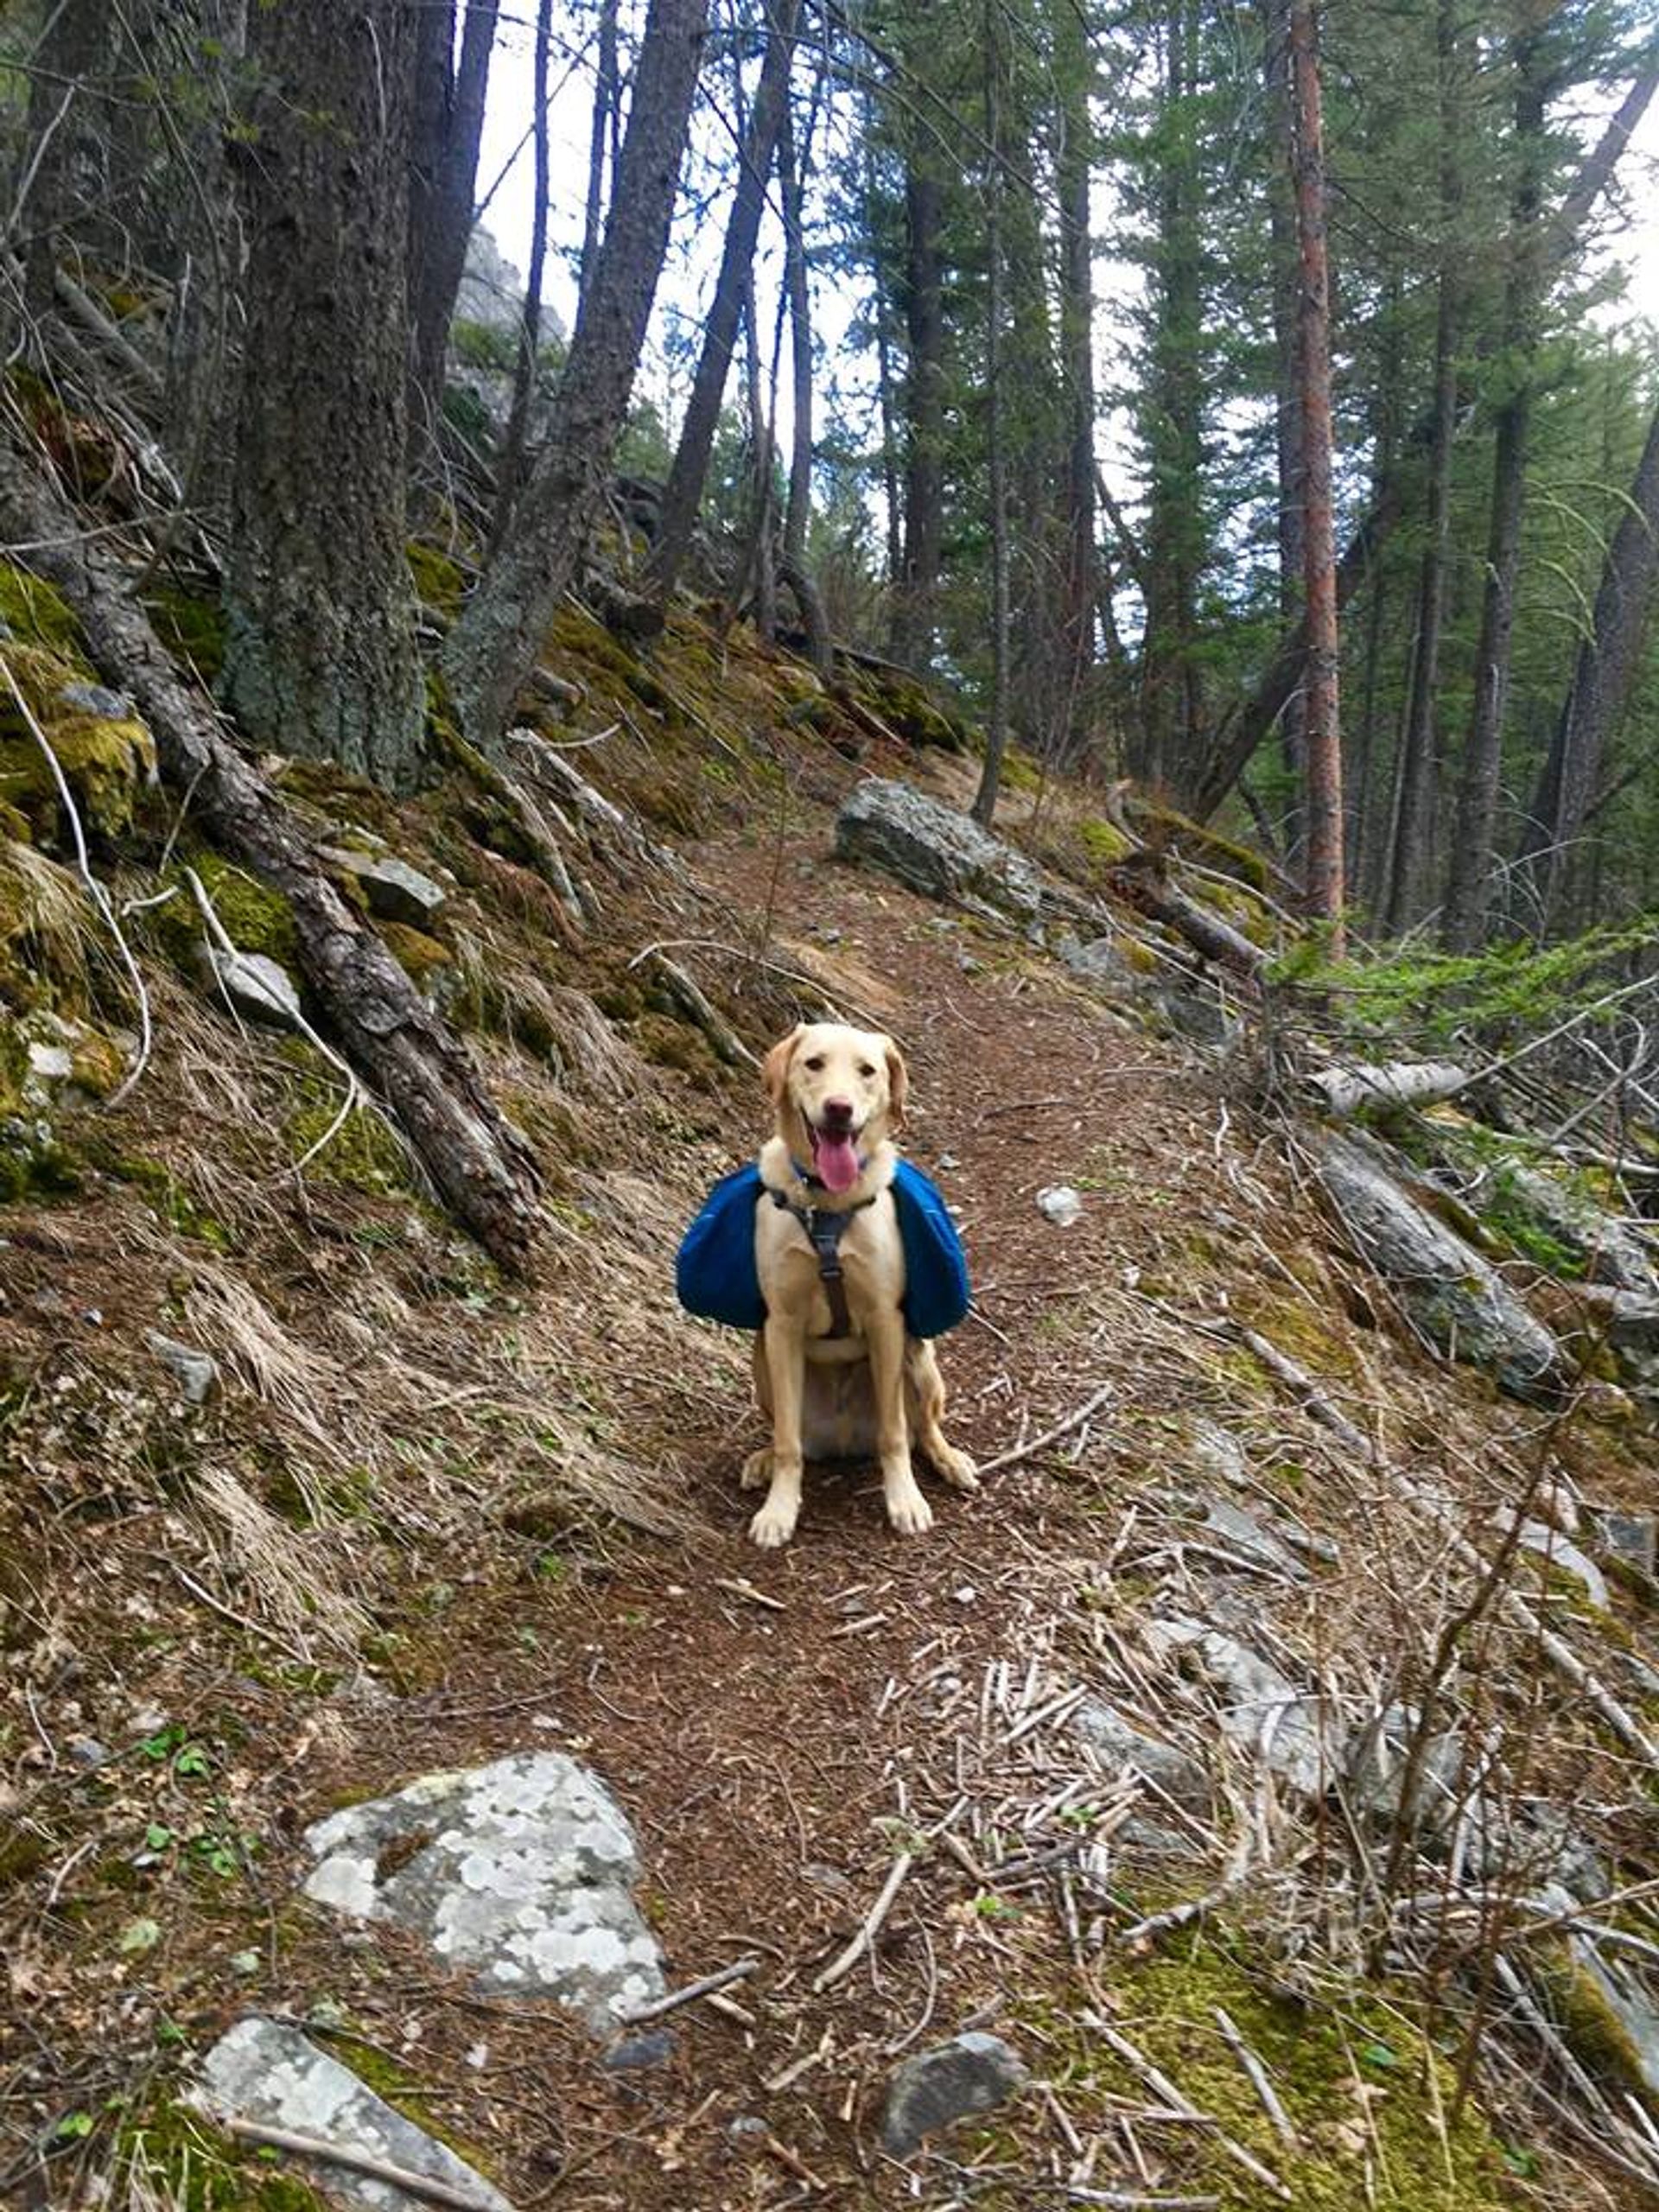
(771, 1173), (875, 1338)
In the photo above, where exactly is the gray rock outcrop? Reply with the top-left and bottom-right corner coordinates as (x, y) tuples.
(303, 1751), (664, 2032)
(836, 779), (1043, 919)
(194, 2017), (510, 2212)
(1318, 1135), (1560, 1400)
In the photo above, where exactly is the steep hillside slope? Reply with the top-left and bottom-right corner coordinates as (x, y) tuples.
(3, 579), (1658, 2212)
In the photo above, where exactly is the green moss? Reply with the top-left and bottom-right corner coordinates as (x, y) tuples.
(284, 1080), (411, 1194)
(407, 540), (465, 619)
(1539, 1950), (1651, 2095)
(0, 1122), (83, 1204)
(87, 1147), (235, 1248)
(0, 641), (156, 841)
(121, 2100), (327, 2212)
(150, 851), (298, 971)
(0, 563), (83, 658)
(379, 920), (453, 987)
(449, 316), (517, 372)
(1079, 815), (1135, 869)
(979, 1936), (1513, 2211)
(144, 586), (227, 683)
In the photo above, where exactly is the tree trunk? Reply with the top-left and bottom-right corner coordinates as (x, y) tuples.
(491, 0), (553, 551)
(971, 1), (1009, 829)
(221, 0), (427, 791)
(409, 1), (502, 432)
(1511, 398), (1659, 932)
(1440, 16), (1549, 952)
(579, 0), (622, 314)
(1288, 0), (1343, 947)
(778, 94), (814, 582)
(1188, 40), (1659, 828)
(17, 0), (111, 322)
(890, 148), (945, 667)
(442, 0), (709, 748)
(1380, 0), (1462, 936)
(0, 436), (542, 1272)
(1262, 0), (1305, 865)
(1349, 280), (1401, 903)
(1052, 0), (1097, 765)
(1135, 0), (1205, 791)
(645, 0), (800, 607)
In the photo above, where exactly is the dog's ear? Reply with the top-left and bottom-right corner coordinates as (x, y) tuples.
(884, 1039), (909, 1134)
(763, 1025), (804, 1108)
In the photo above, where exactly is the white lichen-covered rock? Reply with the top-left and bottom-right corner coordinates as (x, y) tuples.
(194, 2017), (511, 2212)
(836, 778), (1043, 919)
(302, 1752), (664, 2031)
(1319, 1133), (1561, 1401)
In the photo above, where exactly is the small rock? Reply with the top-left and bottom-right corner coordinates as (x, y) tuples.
(1154, 985), (1242, 1052)
(1594, 1512), (1656, 1579)
(144, 1332), (221, 1408)
(1492, 1510), (1609, 1611)
(66, 1736), (109, 1770)
(1073, 1700), (1210, 1812)
(1198, 1497), (1306, 1580)
(1186, 1419), (1249, 1488)
(1060, 934), (1140, 993)
(58, 681), (135, 721)
(880, 2032), (1028, 2158)
(210, 947), (302, 1027)
(229, 1950), (260, 1976)
(601, 2028), (675, 2072)
(1037, 1185), (1084, 1227)
(1344, 1705), (1466, 1831)
(323, 849), (448, 929)
(1155, 1618), (1341, 1796)
(194, 2018), (512, 2212)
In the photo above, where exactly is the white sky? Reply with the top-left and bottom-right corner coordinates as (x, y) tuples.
(472, 11), (1659, 493)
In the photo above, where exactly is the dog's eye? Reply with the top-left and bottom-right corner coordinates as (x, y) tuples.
(804, 1056), (824, 1071)
(858, 1063), (876, 1078)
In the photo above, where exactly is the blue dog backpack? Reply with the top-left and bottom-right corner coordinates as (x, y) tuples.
(675, 1159), (970, 1338)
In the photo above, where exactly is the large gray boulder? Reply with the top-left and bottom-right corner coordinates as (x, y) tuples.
(1318, 1135), (1560, 1401)
(302, 1751), (664, 2032)
(1492, 1164), (1659, 1296)
(194, 2018), (511, 2212)
(836, 779), (1043, 920)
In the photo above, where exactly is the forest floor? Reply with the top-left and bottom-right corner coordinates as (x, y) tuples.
(3, 620), (1656, 2212)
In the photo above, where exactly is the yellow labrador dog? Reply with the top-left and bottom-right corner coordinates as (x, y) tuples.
(744, 1021), (978, 1547)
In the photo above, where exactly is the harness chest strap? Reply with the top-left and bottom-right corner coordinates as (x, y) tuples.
(770, 1185), (874, 1339)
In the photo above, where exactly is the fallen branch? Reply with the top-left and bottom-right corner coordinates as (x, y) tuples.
(1306, 1059), (1471, 1119)
(0, 432), (543, 1271)
(1212, 2006), (1297, 2147)
(812, 1850), (915, 1993)
(616, 1955), (760, 2025)
(213, 2117), (507, 2212)
(1083, 2019), (1290, 2200)
(978, 1385), (1116, 1479)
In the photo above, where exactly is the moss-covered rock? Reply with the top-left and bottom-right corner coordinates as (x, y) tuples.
(0, 640), (156, 842)
(0, 562), (85, 659)
(150, 851), (299, 972)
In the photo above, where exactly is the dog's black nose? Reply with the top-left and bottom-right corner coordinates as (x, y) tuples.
(822, 1096), (855, 1126)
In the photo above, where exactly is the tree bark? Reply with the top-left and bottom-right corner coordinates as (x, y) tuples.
(777, 93), (815, 585)
(579, 0), (622, 315)
(409, 1), (502, 431)
(646, 0), (798, 607)
(1188, 40), (1659, 827)
(0, 436), (542, 1272)
(1136, 0), (1205, 791)
(442, 0), (709, 748)
(1511, 397), (1659, 933)
(971, 0), (1010, 828)
(491, 0), (553, 551)
(1380, 0), (1463, 936)
(16, 0), (111, 322)
(1261, 0), (1305, 864)
(221, 0), (427, 791)
(1440, 13), (1549, 952)
(1288, 0), (1343, 947)
(1052, 0), (1097, 765)
(890, 143), (945, 668)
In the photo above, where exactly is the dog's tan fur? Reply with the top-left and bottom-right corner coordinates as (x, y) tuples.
(744, 1021), (977, 1547)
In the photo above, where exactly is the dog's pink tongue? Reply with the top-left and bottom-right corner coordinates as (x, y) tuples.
(815, 1132), (860, 1193)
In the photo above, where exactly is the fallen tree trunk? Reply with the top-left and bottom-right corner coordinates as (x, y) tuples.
(0, 436), (543, 1273)
(1101, 860), (1266, 979)
(1306, 1059), (1471, 1117)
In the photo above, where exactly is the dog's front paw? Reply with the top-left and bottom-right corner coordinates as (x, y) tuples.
(885, 1480), (934, 1536)
(933, 1446), (980, 1492)
(748, 1495), (799, 1548)
(739, 1446), (773, 1492)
